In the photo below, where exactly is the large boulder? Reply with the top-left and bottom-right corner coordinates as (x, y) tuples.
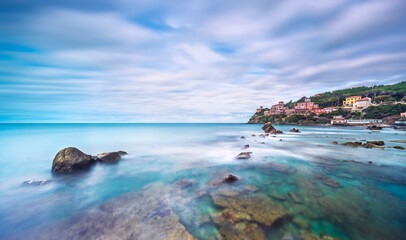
(52, 147), (96, 173)
(262, 122), (276, 133)
(236, 152), (251, 160)
(366, 125), (382, 130)
(289, 128), (300, 133)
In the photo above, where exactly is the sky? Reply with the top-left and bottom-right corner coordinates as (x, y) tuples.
(0, 0), (406, 123)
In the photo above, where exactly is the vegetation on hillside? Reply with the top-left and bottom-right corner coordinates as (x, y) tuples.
(362, 104), (406, 119)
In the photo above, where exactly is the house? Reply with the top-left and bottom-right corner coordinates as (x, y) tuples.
(343, 96), (362, 106)
(353, 97), (371, 111)
(331, 115), (346, 125)
(256, 106), (263, 113)
(269, 101), (287, 115)
(401, 111), (406, 117)
(294, 98), (319, 113)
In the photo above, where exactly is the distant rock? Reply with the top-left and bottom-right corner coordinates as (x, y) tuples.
(96, 151), (128, 163)
(242, 144), (250, 149)
(331, 141), (339, 144)
(366, 125), (382, 130)
(241, 136), (245, 139)
(393, 146), (405, 150)
(341, 141), (362, 148)
(236, 152), (252, 160)
(289, 128), (300, 133)
(52, 147), (96, 173)
(367, 141), (384, 146)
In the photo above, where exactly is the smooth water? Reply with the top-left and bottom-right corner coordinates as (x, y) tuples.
(0, 123), (405, 240)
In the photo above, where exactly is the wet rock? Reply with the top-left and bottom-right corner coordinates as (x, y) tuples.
(244, 185), (259, 192)
(224, 174), (238, 184)
(22, 179), (52, 186)
(367, 141), (384, 146)
(217, 188), (241, 197)
(336, 173), (353, 179)
(211, 193), (291, 226)
(196, 214), (211, 226)
(269, 193), (287, 201)
(251, 134), (256, 137)
(96, 151), (127, 163)
(360, 142), (384, 149)
(367, 125), (382, 130)
(174, 178), (193, 188)
(341, 141), (362, 148)
(240, 136), (245, 139)
(331, 141), (338, 144)
(242, 144), (250, 149)
(314, 175), (342, 188)
(214, 219), (265, 240)
(52, 147), (96, 173)
(393, 146), (405, 150)
(288, 192), (302, 204)
(289, 128), (300, 133)
(259, 134), (265, 138)
(236, 152), (251, 160)
(292, 217), (310, 229)
(262, 123), (283, 134)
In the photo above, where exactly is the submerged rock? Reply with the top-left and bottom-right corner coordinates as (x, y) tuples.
(174, 178), (194, 188)
(52, 147), (96, 173)
(224, 174), (239, 184)
(269, 193), (286, 201)
(23, 180), (52, 186)
(341, 141), (362, 148)
(288, 192), (302, 204)
(360, 142), (384, 149)
(267, 163), (297, 174)
(244, 185), (259, 192)
(236, 152), (252, 160)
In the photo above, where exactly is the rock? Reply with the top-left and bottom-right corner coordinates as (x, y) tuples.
(341, 141), (362, 148)
(224, 174), (238, 184)
(367, 141), (384, 146)
(236, 152), (251, 160)
(251, 134), (256, 137)
(289, 128), (300, 133)
(393, 146), (405, 150)
(276, 130), (284, 134)
(288, 192), (302, 204)
(23, 180), (52, 186)
(367, 125), (382, 130)
(269, 193), (286, 201)
(214, 218), (265, 240)
(174, 178), (193, 188)
(217, 188), (241, 197)
(244, 185), (259, 192)
(243, 144), (250, 149)
(331, 141), (338, 144)
(240, 136), (245, 139)
(52, 147), (96, 173)
(97, 151), (127, 163)
(259, 134), (265, 138)
(292, 217), (310, 229)
(360, 142), (384, 149)
(196, 214), (211, 226)
(267, 163), (297, 174)
(262, 122), (276, 133)
(211, 193), (291, 226)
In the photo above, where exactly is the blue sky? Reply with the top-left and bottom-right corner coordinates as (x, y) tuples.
(0, 0), (406, 122)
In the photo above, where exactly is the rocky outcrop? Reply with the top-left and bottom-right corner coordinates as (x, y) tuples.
(393, 146), (405, 150)
(262, 122), (283, 134)
(367, 141), (384, 146)
(224, 174), (238, 184)
(289, 128), (300, 133)
(52, 147), (96, 173)
(236, 152), (251, 160)
(367, 125), (382, 130)
(96, 151), (128, 163)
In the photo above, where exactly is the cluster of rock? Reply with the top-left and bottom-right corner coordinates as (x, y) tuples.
(289, 128), (300, 133)
(52, 147), (127, 173)
(366, 125), (382, 130)
(331, 141), (385, 149)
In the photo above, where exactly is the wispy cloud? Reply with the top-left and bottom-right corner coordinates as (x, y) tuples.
(0, 0), (405, 122)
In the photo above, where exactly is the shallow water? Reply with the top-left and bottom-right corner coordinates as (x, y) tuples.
(0, 123), (406, 240)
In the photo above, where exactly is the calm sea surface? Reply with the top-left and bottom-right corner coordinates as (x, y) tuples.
(0, 123), (405, 239)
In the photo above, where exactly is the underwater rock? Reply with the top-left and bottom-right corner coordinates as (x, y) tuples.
(288, 192), (302, 204)
(96, 151), (127, 163)
(393, 146), (405, 150)
(213, 218), (265, 240)
(22, 179), (52, 186)
(366, 125), (382, 130)
(217, 188), (241, 197)
(289, 128), (300, 133)
(174, 178), (194, 188)
(314, 175), (342, 188)
(292, 217), (309, 229)
(211, 193), (291, 226)
(244, 185), (259, 192)
(31, 184), (197, 240)
(52, 147), (96, 173)
(269, 193), (287, 201)
(300, 230), (342, 240)
(236, 152), (252, 160)
(267, 163), (297, 174)
(196, 214), (211, 226)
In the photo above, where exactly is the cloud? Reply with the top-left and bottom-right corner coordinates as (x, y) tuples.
(0, 0), (406, 122)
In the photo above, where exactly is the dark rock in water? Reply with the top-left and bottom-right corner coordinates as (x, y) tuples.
(97, 151), (127, 163)
(23, 180), (52, 186)
(331, 141), (339, 144)
(292, 217), (310, 229)
(236, 152), (251, 160)
(224, 174), (238, 184)
(276, 130), (284, 134)
(240, 136), (245, 139)
(360, 142), (384, 149)
(288, 192), (302, 204)
(393, 146), (405, 150)
(52, 147), (96, 173)
(289, 128), (300, 133)
(262, 122), (276, 133)
(251, 134), (256, 137)
(174, 178), (193, 188)
(259, 134), (265, 138)
(367, 125), (382, 130)
(341, 141), (362, 148)
(367, 141), (384, 146)
(242, 144), (250, 149)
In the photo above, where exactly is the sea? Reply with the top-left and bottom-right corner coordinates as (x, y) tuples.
(0, 123), (405, 240)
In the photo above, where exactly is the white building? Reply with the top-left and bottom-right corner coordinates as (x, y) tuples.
(352, 97), (371, 111)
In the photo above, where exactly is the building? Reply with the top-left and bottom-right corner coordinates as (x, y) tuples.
(256, 106), (263, 113)
(294, 98), (319, 112)
(269, 101), (287, 115)
(343, 96), (362, 106)
(331, 115), (346, 125)
(353, 97), (371, 111)
(401, 111), (406, 117)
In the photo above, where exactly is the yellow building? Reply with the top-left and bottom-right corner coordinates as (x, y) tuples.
(256, 106), (263, 113)
(343, 96), (362, 105)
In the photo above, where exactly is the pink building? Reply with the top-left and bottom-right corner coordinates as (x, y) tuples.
(269, 101), (287, 115)
(294, 98), (319, 113)
(401, 111), (406, 117)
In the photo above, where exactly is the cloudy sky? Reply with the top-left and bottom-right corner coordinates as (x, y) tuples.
(1, 0), (406, 122)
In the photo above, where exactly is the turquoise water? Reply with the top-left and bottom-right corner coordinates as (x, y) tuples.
(0, 123), (405, 239)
